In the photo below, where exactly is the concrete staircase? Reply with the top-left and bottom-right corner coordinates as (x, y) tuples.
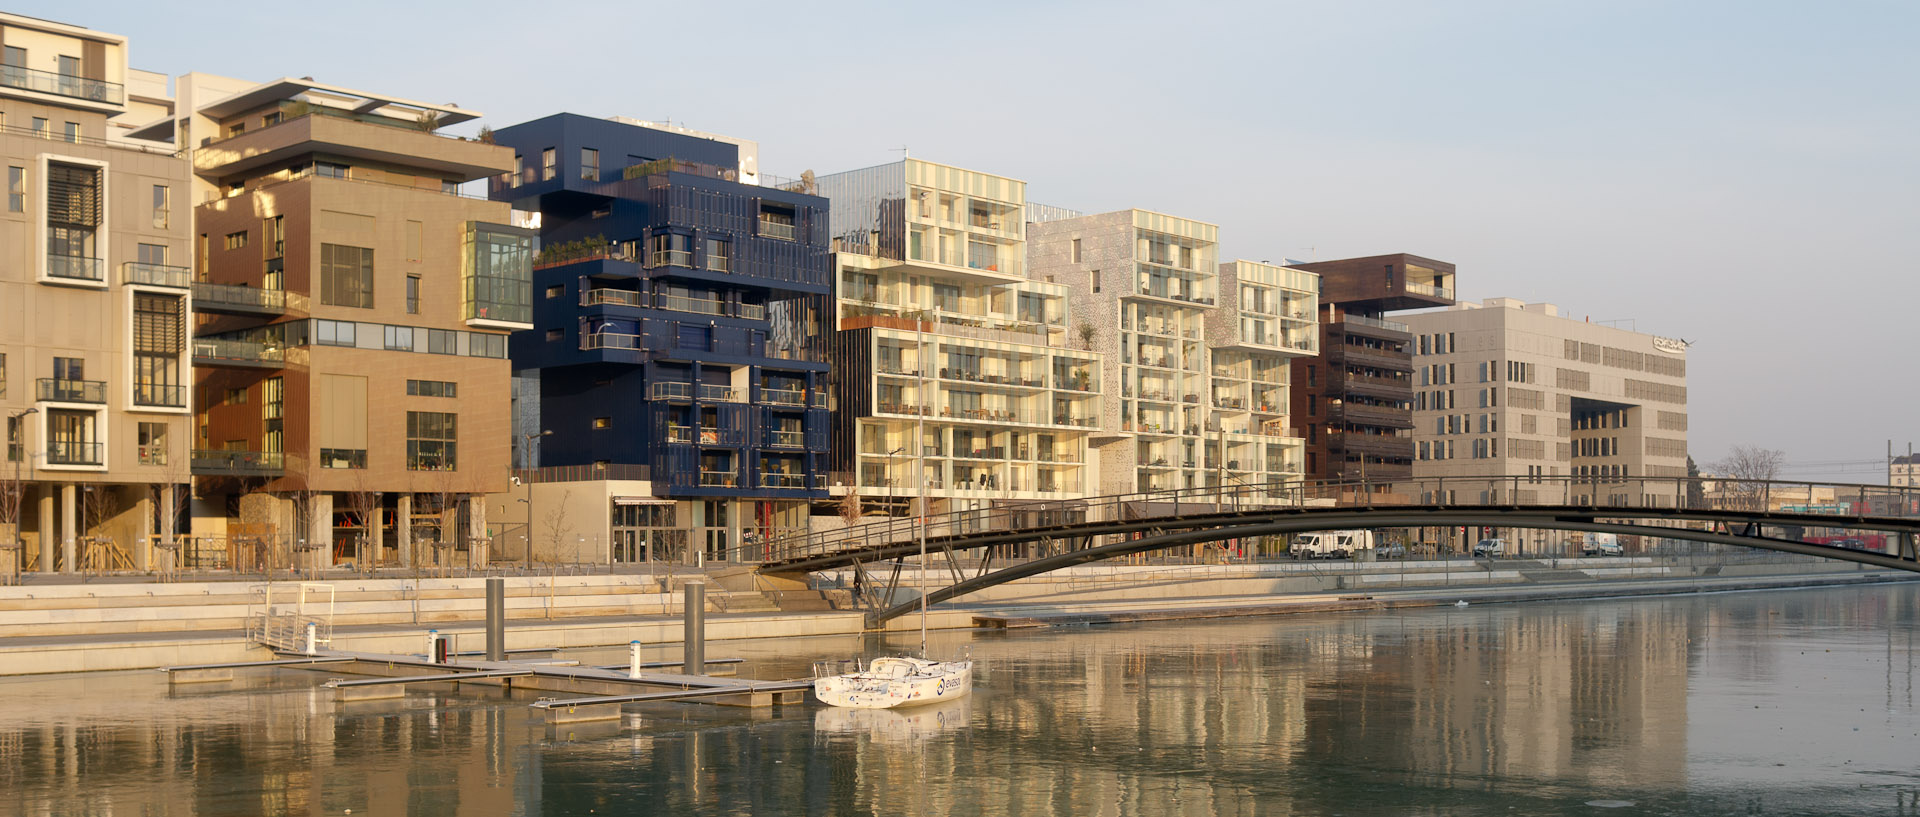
(0, 574), (781, 640)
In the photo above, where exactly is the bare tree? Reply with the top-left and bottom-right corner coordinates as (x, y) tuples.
(155, 454), (193, 578)
(838, 486), (863, 525)
(345, 469), (381, 573)
(81, 484), (122, 572)
(415, 467), (464, 577)
(1712, 445), (1787, 511)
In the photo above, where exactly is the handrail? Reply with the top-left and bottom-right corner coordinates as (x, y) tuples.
(0, 64), (123, 104)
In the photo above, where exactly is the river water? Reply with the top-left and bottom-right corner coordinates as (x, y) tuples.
(2, 583), (1917, 816)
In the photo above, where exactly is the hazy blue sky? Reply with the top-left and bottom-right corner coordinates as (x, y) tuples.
(38, 0), (1918, 479)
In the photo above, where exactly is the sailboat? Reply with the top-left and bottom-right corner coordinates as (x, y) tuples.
(814, 325), (973, 710)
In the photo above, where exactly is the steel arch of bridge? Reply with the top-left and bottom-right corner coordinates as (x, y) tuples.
(744, 476), (1920, 629)
(850, 511), (1920, 628)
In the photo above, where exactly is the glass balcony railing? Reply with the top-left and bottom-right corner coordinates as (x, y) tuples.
(192, 282), (288, 311)
(761, 473), (806, 489)
(1341, 314), (1410, 333)
(1406, 281), (1454, 300)
(123, 262), (191, 289)
(760, 388), (805, 407)
(768, 430), (805, 448)
(699, 471), (738, 487)
(47, 440), (103, 466)
(649, 250), (694, 269)
(758, 218), (797, 241)
(192, 339), (285, 365)
(651, 382), (694, 401)
(47, 254), (104, 282)
(0, 65), (124, 105)
(699, 385), (741, 403)
(809, 392), (827, 408)
(133, 383), (186, 408)
(36, 378), (106, 403)
(665, 425), (693, 443)
(192, 449), (285, 475)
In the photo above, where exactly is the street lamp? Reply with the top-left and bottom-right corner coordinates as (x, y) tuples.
(522, 430), (551, 561)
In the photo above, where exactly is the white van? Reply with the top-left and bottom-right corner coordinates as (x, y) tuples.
(1290, 530), (1376, 559)
(1580, 533), (1623, 556)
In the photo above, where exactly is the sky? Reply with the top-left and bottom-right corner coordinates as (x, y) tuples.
(29, 0), (1918, 480)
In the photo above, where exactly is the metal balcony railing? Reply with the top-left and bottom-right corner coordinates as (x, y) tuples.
(36, 378), (106, 403)
(192, 339), (285, 365)
(123, 262), (191, 289)
(648, 250), (694, 269)
(47, 440), (102, 466)
(1340, 314), (1410, 333)
(133, 383), (186, 408)
(699, 385), (741, 403)
(665, 425), (693, 443)
(0, 65), (124, 104)
(47, 254), (103, 282)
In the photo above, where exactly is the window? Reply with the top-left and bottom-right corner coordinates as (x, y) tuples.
(406, 275), (421, 314)
(5, 414), (19, 463)
(315, 319), (357, 347)
(138, 423), (168, 466)
(46, 163), (101, 267)
(1090, 269), (1101, 293)
(225, 231), (248, 250)
(581, 148), (599, 180)
(133, 293), (183, 406)
(427, 329), (458, 355)
(468, 333), (506, 358)
(316, 162), (349, 179)
(463, 223), (534, 324)
(31, 118), (47, 138)
(1071, 238), (1082, 263)
(406, 379), (457, 398)
(151, 185), (169, 229)
(0, 352), (6, 399)
(262, 111), (282, 127)
(383, 325), (414, 351)
(225, 121), (246, 138)
(545, 285), (564, 299)
(320, 244), (374, 308)
(6, 166), (21, 212)
(593, 417), (611, 429)
(541, 148), (556, 181)
(546, 329), (563, 342)
(406, 411), (457, 470)
(320, 448), (366, 469)
(224, 388), (248, 405)
(704, 238), (731, 272)
(63, 121), (79, 143)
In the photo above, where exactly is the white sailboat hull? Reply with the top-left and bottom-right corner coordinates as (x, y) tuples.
(813, 657), (973, 710)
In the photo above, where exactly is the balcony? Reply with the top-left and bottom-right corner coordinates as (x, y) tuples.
(122, 262), (191, 289)
(1337, 314), (1411, 336)
(192, 282), (288, 316)
(758, 218), (797, 241)
(192, 339), (286, 368)
(133, 383), (187, 408)
(648, 250), (694, 269)
(767, 430), (805, 448)
(1327, 401), (1414, 429)
(665, 425), (693, 443)
(1327, 343), (1412, 372)
(193, 111), (512, 179)
(0, 65), (124, 106)
(700, 385), (741, 403)
(1405, 281), (1454, 300)
(700, 471), (739, 487)
(46, 441), (103, 466)
(47, 254), (104, 283)
(1326, 433), (1412, 459)
(651, 382), (694, 401)
(36, 379), (106, 404)
(761, 388), (806, 407)
(192, 449), (286, 476)
(760, 473), (807, 489)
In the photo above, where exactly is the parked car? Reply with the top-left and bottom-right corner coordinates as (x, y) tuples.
(1471, 538), (1505, 557)
(1376, 542), (1408, 559)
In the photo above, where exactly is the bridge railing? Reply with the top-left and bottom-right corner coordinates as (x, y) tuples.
(755, 475), (1920, 566)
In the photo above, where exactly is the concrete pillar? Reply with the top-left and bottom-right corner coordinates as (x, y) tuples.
(397, 494), (413, 570)
(368, 492), (384, 569)
(311, 493), (334, 573)
(35, 485), (54, 573)
(60, 483), (76, 574)
(132, 487), (153, 571)
(468, 495), (489, 569)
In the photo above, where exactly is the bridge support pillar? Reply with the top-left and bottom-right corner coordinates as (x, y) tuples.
(1899, 532), (1918, 562)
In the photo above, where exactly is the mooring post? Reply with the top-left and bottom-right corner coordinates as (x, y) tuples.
(629, 640), (643, 678)
(683, 580), (705, 676)
(304, 621), (318, 656)
(485, 577), (506, 661)
(426, 629), (440, 663)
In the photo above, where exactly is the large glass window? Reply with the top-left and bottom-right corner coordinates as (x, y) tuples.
(406, 411), (457, 471)
(580, 148), (599, 181)
(46, 162), (100, 271)
(315, 319), (357, 347)
(320, 244), (374, 308)
(7, 166), (23, 212)
(138, 422), (168, 466)
(133, 294), (183, 406)
(462, 223), (533, 324)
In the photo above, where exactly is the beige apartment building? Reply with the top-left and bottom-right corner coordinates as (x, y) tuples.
(1203, 260), (1317, 492)
(1, 14), (193, 573)
(124, 74), (526, 570)
(1406, 297), (1690, 502)
(815, 159), (1103, 514)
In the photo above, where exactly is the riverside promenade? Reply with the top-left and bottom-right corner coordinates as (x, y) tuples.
(0, 553), (1909, 675)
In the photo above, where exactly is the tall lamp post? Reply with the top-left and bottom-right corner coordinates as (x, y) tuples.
(522, 430), (551, 562)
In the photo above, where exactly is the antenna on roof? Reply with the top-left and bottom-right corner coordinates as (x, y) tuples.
(893, 145), (910, 160)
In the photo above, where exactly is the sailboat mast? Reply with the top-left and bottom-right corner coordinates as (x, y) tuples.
(917, 317), (929, 657)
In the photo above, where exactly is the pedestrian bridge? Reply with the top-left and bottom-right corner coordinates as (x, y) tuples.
(751, 476), (1920, 627)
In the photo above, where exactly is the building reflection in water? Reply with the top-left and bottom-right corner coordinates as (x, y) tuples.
(0, 585), (1912, 816)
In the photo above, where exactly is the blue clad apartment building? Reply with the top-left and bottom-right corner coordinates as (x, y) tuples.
(488, 115), (831, 560)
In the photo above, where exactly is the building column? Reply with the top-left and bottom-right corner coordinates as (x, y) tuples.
(132, 486), (153, 572)
(368, 492), (384, 569)
(311, 493), (334, 573)
(397, 494), (413, 570)
(467, 495), (489, 569)
(60, 483), (77, 574)
(37, 486), (55, 573)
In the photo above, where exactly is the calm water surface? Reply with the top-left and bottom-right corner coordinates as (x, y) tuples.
(2, 584), (1917, 816)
